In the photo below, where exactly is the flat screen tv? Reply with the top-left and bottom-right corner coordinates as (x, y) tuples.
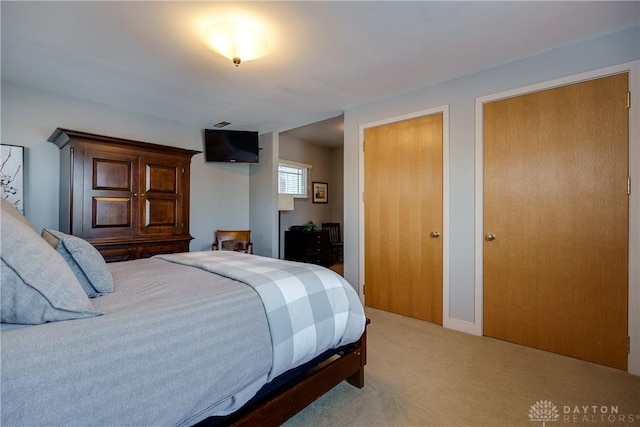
(204, 129), (259, 163)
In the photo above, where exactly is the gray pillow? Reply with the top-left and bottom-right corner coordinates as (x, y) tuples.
(1, 199), (102, 324)
(42, 229), (114, 298)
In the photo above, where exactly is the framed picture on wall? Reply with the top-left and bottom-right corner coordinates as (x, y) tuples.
(1, 144), (24, 214)
(312, 181), (328, 203)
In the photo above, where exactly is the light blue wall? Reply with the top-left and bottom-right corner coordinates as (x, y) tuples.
(250, 132), (278, 258)
(343, 27), (640, 324)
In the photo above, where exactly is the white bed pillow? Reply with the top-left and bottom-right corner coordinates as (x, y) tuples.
(42, 229), (114, 298)
(0, 199), (102, 324)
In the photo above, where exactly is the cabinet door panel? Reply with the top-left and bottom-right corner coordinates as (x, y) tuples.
(145, 163), (177, 193)
(93, 197), (131, 228)
(145, 198), (177, 227)
(82, 150), (138, 239)
(93, 159), (132, 190)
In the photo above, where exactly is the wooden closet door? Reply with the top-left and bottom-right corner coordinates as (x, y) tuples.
(364, 113), (443, 323)
(483, 73), (629, 370)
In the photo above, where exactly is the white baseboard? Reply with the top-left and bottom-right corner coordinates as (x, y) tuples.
(443, 318), (479, 336)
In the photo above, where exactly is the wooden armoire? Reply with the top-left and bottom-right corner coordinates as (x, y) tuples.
(48, 128), (201, 262)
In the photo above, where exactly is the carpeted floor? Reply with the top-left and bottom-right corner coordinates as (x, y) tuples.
(283, 307), (640, 427)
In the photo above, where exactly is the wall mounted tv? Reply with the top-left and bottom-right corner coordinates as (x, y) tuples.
(204, 129), (259, 163)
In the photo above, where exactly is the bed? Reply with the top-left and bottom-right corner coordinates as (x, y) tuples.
(0, 198), (367, 427)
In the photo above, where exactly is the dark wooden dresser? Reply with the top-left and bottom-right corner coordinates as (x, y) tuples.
(284, 230), (331, 267)
(48, 128), (200, 262)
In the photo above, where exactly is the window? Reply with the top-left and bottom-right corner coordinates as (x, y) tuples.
(278, 160), (311, 198)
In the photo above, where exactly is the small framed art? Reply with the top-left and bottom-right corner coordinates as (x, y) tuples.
(312, 181), (328, 204)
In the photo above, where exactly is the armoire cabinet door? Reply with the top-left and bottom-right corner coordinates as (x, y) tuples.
(138, 155), (187, 237)
(81, 149), (139, 240)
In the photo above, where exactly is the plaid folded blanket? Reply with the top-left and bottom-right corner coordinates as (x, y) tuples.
(155, 251), (366, 379)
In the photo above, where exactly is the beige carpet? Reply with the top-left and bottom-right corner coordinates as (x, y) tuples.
(284, 307), (640, 427)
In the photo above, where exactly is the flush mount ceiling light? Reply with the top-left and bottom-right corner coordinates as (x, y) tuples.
(203, 20), (269, 67)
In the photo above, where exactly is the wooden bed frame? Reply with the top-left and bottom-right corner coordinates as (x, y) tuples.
(197, 320), (369, 427)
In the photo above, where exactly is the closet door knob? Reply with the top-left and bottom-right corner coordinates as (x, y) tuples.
(431, 231), (440, 238)
(485, 233), (496, 241)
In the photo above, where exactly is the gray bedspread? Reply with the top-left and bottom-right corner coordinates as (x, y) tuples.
(1, 254), (366, 427)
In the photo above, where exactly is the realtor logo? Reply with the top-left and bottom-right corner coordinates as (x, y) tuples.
(530, 400), (560, 426)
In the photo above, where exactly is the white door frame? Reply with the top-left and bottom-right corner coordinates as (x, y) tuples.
(474, 61), (640, 375)
(358, 105), (451, 325)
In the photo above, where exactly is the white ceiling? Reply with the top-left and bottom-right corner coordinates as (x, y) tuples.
(2, 1), (638, 147)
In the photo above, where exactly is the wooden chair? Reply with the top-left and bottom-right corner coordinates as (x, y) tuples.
(212, 230), (253, 254)
(321, 222), (343, 265)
